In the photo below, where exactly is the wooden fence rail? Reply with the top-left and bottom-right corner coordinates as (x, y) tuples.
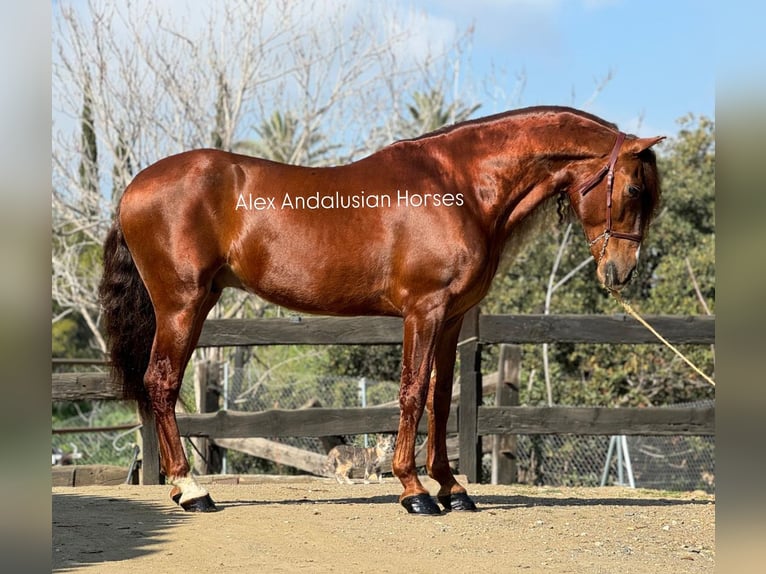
(52, 372), (120, 401)
(195, 313), (715, 347)
(52, 312), (715, 484)
(173, 406), (714, 438)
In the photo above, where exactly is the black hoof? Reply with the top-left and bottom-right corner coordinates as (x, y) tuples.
(401, 493), (442, 515)
(438, 492), (478, 512)
(180, 494), (218, 513)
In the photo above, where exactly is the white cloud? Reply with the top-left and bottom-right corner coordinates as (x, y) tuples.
(384, 6), (461, 68)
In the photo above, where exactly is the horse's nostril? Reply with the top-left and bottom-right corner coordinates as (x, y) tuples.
(604, 261), (618, 288)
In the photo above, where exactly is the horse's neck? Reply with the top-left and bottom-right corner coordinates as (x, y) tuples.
(453, 117), (608, 235)
(440, 116), (611, 272)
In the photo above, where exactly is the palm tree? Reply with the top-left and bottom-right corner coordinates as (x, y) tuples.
(235, 111), (338, 166)
(398, 90), (480, 139)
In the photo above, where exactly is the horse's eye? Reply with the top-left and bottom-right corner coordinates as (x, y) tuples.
(626, 184), (641, 198)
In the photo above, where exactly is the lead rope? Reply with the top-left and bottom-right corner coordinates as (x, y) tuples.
(611, 292), (715, 387)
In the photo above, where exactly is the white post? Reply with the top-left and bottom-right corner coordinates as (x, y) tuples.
(600, 435), (635, 488)
(221, 361), (229, 475)
(358, 377), (368, 447)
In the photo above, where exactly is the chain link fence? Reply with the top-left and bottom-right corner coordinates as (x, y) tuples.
(52, 359), (714, 493)
(52, 401), (141, 469)
(221, 361), (714, 492)
(482, 400), (714, 492)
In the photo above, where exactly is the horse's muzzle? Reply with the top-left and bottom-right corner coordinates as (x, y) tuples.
(600, 260), (635, 292)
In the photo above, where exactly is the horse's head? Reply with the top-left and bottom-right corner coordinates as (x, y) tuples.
(569, 133), (664, 292)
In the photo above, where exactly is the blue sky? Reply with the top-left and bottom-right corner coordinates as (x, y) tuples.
(413, 0), (715, 138)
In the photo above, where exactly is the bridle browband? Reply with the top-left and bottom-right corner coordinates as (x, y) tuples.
(574, 132), (643, 258)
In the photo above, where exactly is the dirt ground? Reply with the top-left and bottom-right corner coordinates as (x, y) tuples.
(52, 477), (714, 573)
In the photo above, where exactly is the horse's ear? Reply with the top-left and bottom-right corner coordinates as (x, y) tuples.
(625, 135), (665, 155)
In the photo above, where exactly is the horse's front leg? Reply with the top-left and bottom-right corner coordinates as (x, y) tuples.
(394, 308), (445, 515)
(427, 316), (478, 511)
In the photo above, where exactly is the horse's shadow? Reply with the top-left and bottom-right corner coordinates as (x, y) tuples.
(218, 493), (396, 508)
(217, 492), (713, 511)
(473, 493), (714, 512)
(52, 493), (190, 572)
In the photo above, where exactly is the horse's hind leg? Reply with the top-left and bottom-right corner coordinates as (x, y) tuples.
(145, 288), (221, 512)
(427, 316), (477, 512)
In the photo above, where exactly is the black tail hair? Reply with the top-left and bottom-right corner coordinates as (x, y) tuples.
(98, 209), (154, 408)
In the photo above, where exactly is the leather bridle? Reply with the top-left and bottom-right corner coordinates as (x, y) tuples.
(574, 132), (643, 259)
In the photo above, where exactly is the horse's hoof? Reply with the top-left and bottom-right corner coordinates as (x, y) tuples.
(438, 492), (478, 512)
(170, 486), (182, 505)
(180, 494), (218, 513)
(401, 494), (442, 515)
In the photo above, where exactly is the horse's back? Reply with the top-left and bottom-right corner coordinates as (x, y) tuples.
(114, 145), (482, 317)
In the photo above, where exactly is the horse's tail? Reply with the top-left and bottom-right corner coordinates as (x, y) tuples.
(98, 208), (154, 408)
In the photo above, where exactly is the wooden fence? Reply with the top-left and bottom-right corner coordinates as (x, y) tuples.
(52, 310), (715, 484)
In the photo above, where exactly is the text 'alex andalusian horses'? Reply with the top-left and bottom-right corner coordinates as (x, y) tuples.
(99, 106), (663, 515)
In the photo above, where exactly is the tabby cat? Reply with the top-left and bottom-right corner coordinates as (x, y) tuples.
(324, 434), (395, 484)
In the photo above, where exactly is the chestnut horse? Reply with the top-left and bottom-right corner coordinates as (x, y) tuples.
(99, 106), (662, 514)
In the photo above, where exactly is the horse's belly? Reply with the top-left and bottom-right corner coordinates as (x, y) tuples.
(233, 252), (396, 316)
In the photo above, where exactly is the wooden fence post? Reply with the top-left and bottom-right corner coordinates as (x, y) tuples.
(492, 344), (520, 484)
(138, 403), (161, 485)
(458, 306), (482, 483)
(193, 360), (223, 475)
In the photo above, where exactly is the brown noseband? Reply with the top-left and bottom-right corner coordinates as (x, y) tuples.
(575, 132), (643, 258)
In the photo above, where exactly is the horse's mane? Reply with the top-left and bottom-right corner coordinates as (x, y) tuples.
(397, 105), (619, 144)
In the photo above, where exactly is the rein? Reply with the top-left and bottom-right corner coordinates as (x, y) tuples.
(576, 132), (642, 260)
